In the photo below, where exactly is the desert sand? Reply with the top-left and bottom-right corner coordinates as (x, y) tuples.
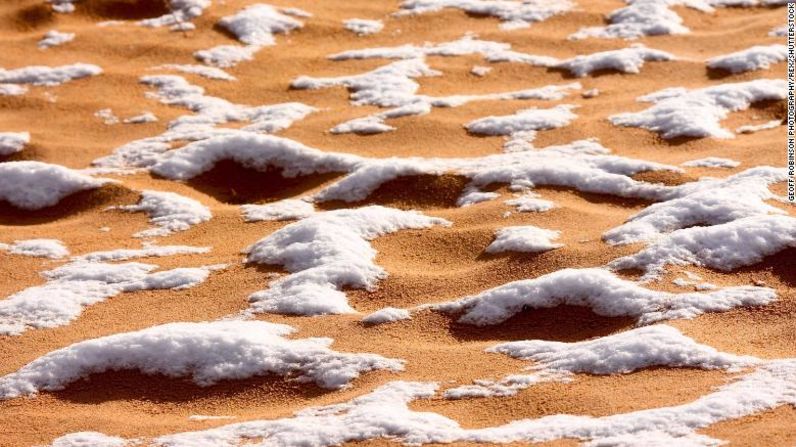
(0, 0), (794, 446)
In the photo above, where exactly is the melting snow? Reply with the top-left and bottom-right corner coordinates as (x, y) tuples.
(0, 261), (219, 335)
(433, 267), (775, 326)
(244, 206), (450, 316)
(707, 45), (786, 74)
(362, 307), (412, 325)
(485, 226), (563, 253)
(0, 239), (69, 259)
(116, 190), (212, 238)
(242, 199), (315, 222)
(154, 64), (237, 81)
(447, 325), (757, 398)
(609, 79), (786, 139)
(0, 131), (29, 156)
(0, 63), (101, 86)
(397, 0), (574, 30)
(0, 161), (108, 210)
(681, 157), (740, 168)
(344, 19), (384, 36)
(37, 30), (75, 49)
(0, 321), (403, 398)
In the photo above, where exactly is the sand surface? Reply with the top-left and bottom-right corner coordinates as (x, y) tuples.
(0, 1), (794, 446)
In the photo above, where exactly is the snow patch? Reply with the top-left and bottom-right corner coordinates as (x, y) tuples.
(0, 239), (69, 259)
(362, 307), (412, 325)
(433, 267), (775, 326)
(610, 79), (786, 139)
(242, 199), (315, 222)
(0, 63), (101, 86)
(398, 0), (574, 30)
(681, 157), (740, 168)
(116, 190), (212, 238)
(707, 45), (787, 74)
(0, 321), (403, 398)
(0, 132), (29, 156)
(37, 30), (74, 49)
(485, 225), (562, 253)
(344, 19), (384, 36)
(0, 261), (218, 335)
(244, 206), (450, 316)
(0, 161), (108, 210)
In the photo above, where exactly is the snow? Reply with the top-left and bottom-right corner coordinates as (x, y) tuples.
(154, 64), (237, 81)
(116, 190), (212, 238)
(37, 30), (75, 49)
(0, 321), (403, 398)
(0, 84), (27, 96)
(242, 199), (315, 222)
(295, 41), (581, 134)
(218, 4), (303, 46)
(485, 226), (562, 253)
(770, 24), (786, 37)
(610, 79), (787, 139)
(736, 119), (780, 134)
(194, 44), (259, 68)
(94, 76), (316, 170)
(432, 267), (775, 326)
(95, 108), (119, 125)
(493, 325), (758, 374)
(74, 244), (210, 262)
(446, 324), (757, 398)
(49, 432), (127, 447)
(313, 139), (677, 205)
(470, 65), (492, 76)
(555, 45), (674, 77)
(0, 239), (69, 259)
(362, 307), (412, 325)
(0, 161), (108, 210)
(137, 0), (211, 29)
(0, 63), (101, 86)
(149, 132), (358, 180)
(681, 157), (740, 168)
(465, 105), (577, 150)
(398, 0), (574, 30)
(609, 215), (796, 278)
(0, 131), (29, 156)
(0, 261), (217, 335)
(123, 112), (158, 124)
(74, 359), (796, 446)
(245, 206), (450, 316)
(707, 45), (787, 74)
(344, 19), (384, 36)
(505, 193), (555, 212)
(603, 166), (786, 245)
(193, 3), (304, 68)
(570, 0), (702, 40)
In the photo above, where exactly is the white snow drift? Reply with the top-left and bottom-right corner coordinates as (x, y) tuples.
(707, 45), (786, 74)
(242, 199), (315, 222)
(433, 267), (775, 326)
(344, 19), (384, 36)
(244, 206), (450, 316)
(0, 321), (403, 399)
(0, 63), (101, 86)
(116, 190), (212, 238)
(610, 79), (786, 139)
(0, 161), (108, 210)
(485, 226), (562, 253)
(0, 132), (29, 156)
(397, 0), (574, 30)
(70, 358), (796, 446)
(446, 324), (758, 398)
(0, 260), (217, 335)
(0, 239), (69, 259)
